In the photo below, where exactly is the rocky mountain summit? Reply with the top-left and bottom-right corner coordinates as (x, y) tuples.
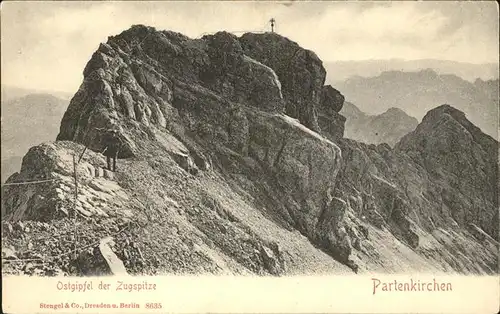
(2, 25), (498, 276)
(336, 69), (499, 138)
(341, 103), (418, 147)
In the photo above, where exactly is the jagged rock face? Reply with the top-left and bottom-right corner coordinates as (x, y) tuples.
(333, 139), (422, 248)
(57, 27), (285, 158)
(4, 25), (355, 275)
(317, 111), (346, 142)
(320, 85), (344, 113)
(2, 142), (130, 222)
(317, 85), (346, 141)
(53, 25), (350, 266)
(315, 197), (352, 263)
(202, 32), (284, 112)
(2, 25), (498, 276)
(239, 33), (327, 132)
(396, 105), (499, 240)
(330, 105), (498, 273)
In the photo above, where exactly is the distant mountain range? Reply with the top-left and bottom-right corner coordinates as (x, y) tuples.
(335, 69), (499, 138)
(1, 85), (73, 102)
(325, 59), (499, 84)
(340, 102), (418, 147)
(1, 90), (69, 182)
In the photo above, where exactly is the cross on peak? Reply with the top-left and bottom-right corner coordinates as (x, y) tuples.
(270, 18), (276, 33)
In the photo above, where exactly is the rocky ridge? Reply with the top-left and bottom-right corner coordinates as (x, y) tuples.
(340, 102), (419, 147)
(2, 25), (498, 276)
(335, 69), (499, 138)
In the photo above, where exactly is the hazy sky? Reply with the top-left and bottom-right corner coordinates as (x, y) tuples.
(1, 1), (499, 93)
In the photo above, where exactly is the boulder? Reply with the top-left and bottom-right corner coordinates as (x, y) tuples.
(320, 85), (344, 113)
(315, 197), (353, 263)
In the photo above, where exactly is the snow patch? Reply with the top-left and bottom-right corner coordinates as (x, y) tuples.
(278, 114), (340, 151)
(243, 55), (283, 99)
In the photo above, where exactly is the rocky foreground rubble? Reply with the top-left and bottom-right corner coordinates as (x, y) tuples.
(2, 25), (498, 276)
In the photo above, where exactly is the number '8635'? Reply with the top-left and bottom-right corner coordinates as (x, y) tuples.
(145, 303), (162, 309)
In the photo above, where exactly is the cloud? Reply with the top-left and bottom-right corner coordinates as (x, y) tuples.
(303, 2), (496, 63)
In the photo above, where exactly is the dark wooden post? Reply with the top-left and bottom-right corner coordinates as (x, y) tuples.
(73, 154), (78, 260)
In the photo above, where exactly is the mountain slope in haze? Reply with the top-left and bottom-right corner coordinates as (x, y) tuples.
(1, 93), (69, 182)
(340, 102), (418, 147)
(1, 85), (73, 102)
(1, 25), (497, 277)
(1, 86), (39, 102)
(325, 59), (499, 84)
(335, 69), (499, 138)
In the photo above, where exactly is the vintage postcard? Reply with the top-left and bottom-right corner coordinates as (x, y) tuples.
(1, 1), (499, 313)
